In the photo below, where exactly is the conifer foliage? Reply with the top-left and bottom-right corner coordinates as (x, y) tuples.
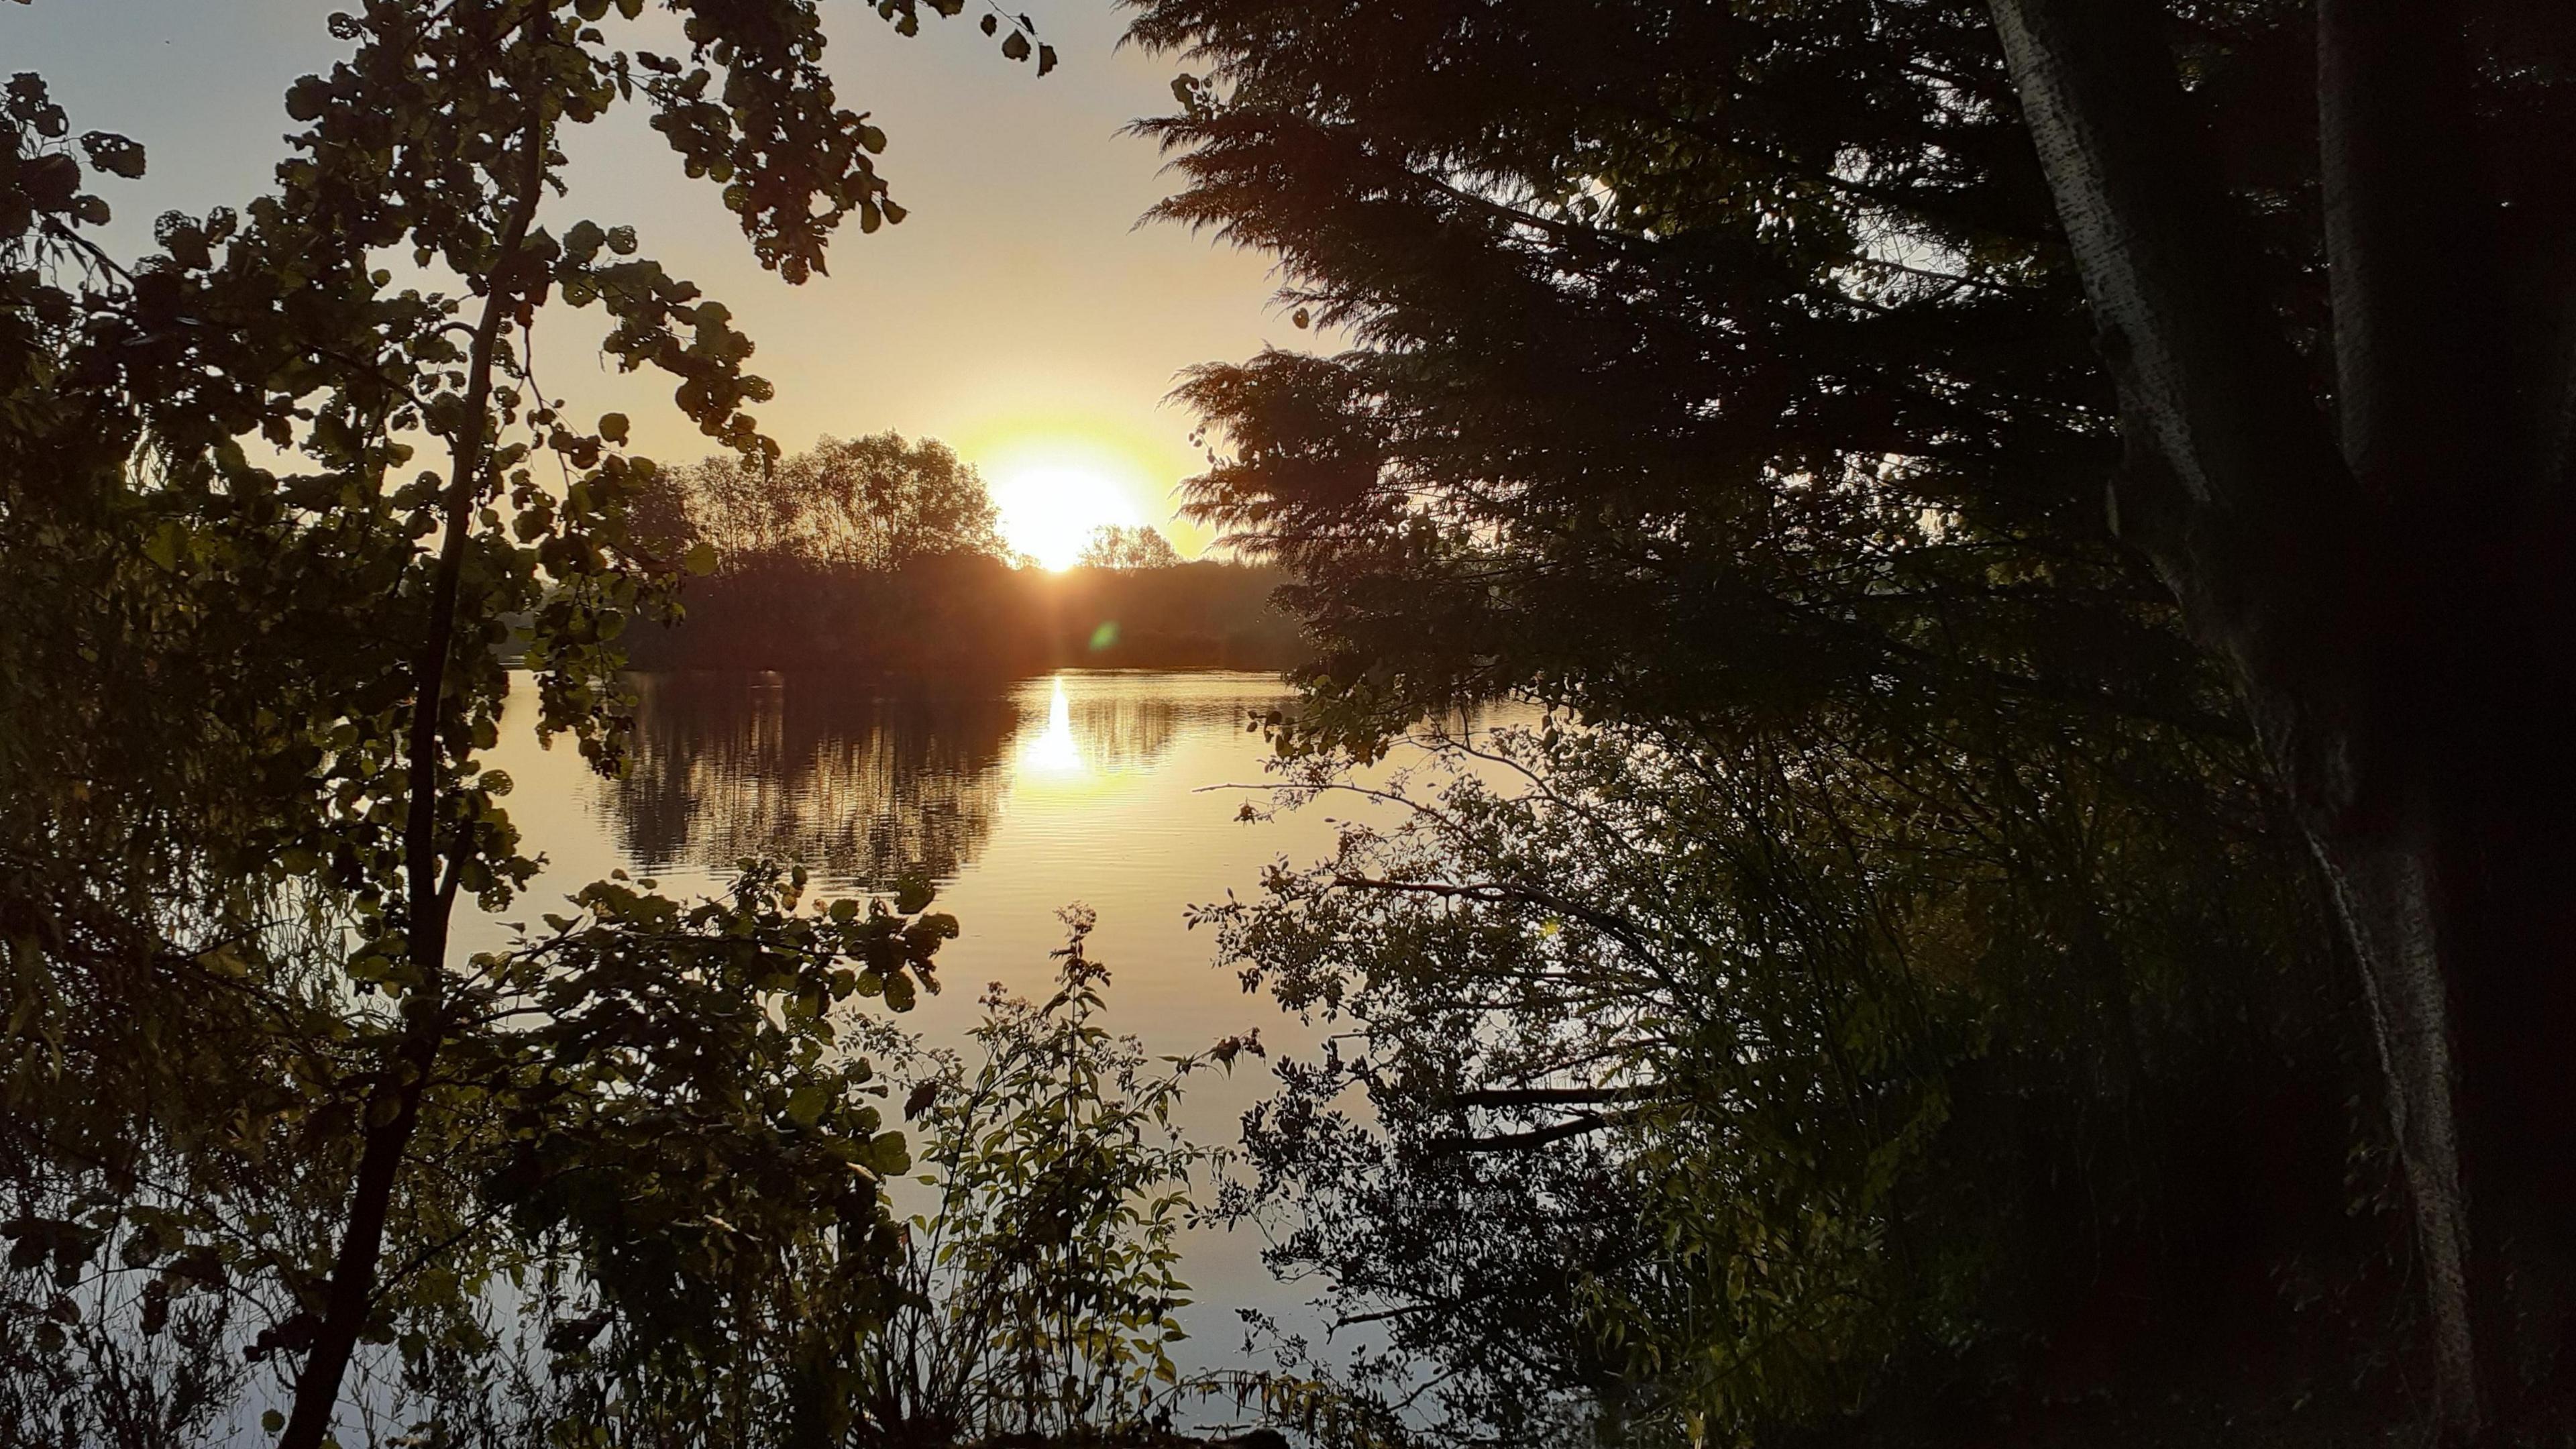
(1135, 0), (2576, 1439)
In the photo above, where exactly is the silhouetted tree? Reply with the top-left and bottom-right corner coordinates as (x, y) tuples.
(1131, 0), (2576, 1437)
(1077, 522), (1183, 570)
(0, 0), (1053, 1440)
(1203, 714), (2363, 1446)
(679, 431), (1010, 571)
(1986, 7), (2576, 1431)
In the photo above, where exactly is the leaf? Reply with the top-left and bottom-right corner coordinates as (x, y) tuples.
(1001, 30), (1030, 61)
(892, 875), (935, 914)
(684, 541), (718, 576)
(142, 522), (184, 571)
(868, 1130), (912, 1175)
(786, 1083), (830, 1126)
(79, 131), (146, 178)
(598, 412), (629, 445)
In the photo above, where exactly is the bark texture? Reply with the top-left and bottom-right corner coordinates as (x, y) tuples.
(1991, 0), (2576, 1437)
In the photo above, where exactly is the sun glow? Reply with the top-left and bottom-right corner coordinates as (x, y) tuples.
(965, 427), (1168, 570)
(989, 465), (1142, 570)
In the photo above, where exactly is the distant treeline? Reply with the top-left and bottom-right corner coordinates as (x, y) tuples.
(625, 553), (1305, 673)
(623, 433), (1303, 672)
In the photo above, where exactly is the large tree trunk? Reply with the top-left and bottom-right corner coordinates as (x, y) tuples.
(2314, 0), (2576, 1426)
(2304, 774), (2576, 1436)
(1988, 0), (2576, 1437)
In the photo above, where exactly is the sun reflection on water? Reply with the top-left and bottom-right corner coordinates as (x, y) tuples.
(1018, 675), (1085, 776)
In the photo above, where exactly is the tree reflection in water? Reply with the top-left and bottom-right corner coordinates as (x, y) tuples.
(1018, 675), (1185, 780)
(608, 672), (1191, 890)
(612, 673), (1017, 890)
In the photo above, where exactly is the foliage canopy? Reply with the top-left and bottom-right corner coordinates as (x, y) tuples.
(662, 431), (1012, 572)
(1077, 524), (1185, 571)
(0, 0), (1069, 1443)
(1120, 0), (2518, 1438)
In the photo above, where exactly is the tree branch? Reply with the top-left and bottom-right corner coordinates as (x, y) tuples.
(280, 59), (554, 1449)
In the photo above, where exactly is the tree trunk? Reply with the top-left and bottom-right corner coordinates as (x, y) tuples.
(2314, 0), (2576, 1424)
(274, 97), (548, 1449)
(1989, 0), (2576, 1436)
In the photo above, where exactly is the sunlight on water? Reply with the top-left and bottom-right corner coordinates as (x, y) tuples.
(478, 668), (1532, 1381)
(1017, 674), (1084, 776)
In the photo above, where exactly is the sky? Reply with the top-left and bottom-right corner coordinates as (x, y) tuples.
(1, 0), (1290, 559)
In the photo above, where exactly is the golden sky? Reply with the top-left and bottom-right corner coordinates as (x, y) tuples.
(3, 0), (1287, 558)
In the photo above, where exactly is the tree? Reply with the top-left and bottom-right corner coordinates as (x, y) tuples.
(1984, 5), (2576, 1435)
(1199, 716), (2364, 1445)
(1078, 523), (1183, 570)
(0, 0), (1053, 1442)
(1128, 0), (2576, 1436)
(676, 430), (1010, 572)
(851, 909), (1240, 1440)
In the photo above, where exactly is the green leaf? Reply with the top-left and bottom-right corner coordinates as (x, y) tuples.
(142, 522), (183, 571)
(684, 541), (718, 576)
(786, 1083), (830, 1126)
(867, 1130), (911, 1175)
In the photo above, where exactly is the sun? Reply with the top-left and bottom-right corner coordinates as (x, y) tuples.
(989, 464), (1144, 570)
(964, 427), (1169, 570)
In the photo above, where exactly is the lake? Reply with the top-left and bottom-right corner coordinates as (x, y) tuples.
(479, 667), (1366, 1377)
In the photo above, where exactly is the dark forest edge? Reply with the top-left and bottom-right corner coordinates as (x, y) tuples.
(622, 431), (1306, 674)
(622, 557), (1306, 675)
(1131, 0), (2576, 1442)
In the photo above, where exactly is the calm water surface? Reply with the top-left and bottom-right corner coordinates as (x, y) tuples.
(481, 669), (1368, 1370)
